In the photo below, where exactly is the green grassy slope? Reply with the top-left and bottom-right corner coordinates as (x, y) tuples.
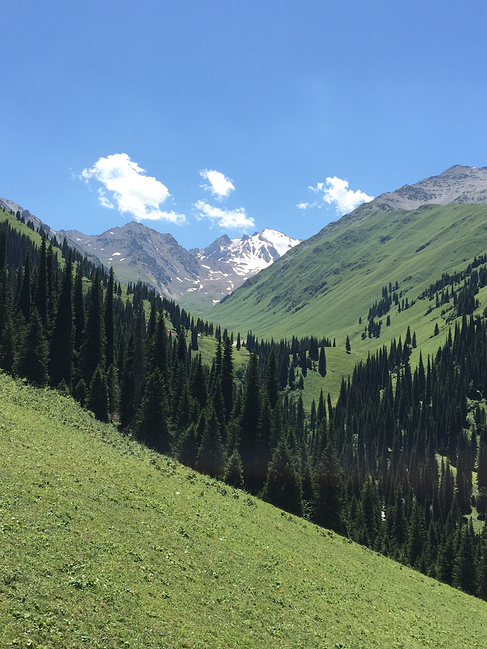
(209, 203), (487, 342)
(1, 373), (487, 648)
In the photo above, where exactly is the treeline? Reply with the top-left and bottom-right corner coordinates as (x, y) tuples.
(2, 213), (487, 601)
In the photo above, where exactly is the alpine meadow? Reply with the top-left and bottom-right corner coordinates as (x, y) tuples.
(3, 165), (487, 647)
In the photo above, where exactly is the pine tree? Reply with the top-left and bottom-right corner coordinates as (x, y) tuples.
(239, 352), (262, 490)
(221, 336), (234, 421)
(312, 442), (344, 533)
(407, 499), (427, 569)
(73, 264), (85, 353)
(0, 268), (15, 371)
(224, 451), (244, 489)
(14, 307), (49, 386)
(87, 364), (110, 422)
(265, 348), (279, 409)
(105, 266), (116, 369)
(49, 250), (74, 388)
(452, 521), (477, 594)
(196, 405), (225, 478)
(35, 238), (49, 328)
(81, 270), (106, 384)
(136, 368), (170, 452)
(262, 438), (303, 516)
(318, 346), (327, 377)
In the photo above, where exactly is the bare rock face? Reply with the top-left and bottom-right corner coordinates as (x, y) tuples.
(375, 165), (487, 211)
(59, 222), (300, 312)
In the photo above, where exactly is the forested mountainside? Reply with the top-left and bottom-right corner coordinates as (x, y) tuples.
(2, 203), (487, 601)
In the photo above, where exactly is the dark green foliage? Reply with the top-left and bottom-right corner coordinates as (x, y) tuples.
(49, 251), (74, 388)
(318, 346), (327, 377)
(136, 369), (169, 453)
(81, 269), (106, 383)
(452, 521), (477, 594)
(224, 451), (244, 489)
(87, 364), (109, 422)
(196, 406), (225, 479)
(312, 442), (343, 533)
(262, 438), (302, 517)
(74, 378), (87, 406)
(14, 308), (49, 386)
(476, 488), (487, 520)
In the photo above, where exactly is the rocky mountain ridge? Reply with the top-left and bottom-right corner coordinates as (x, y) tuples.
(58, 223), (300, 312)
(374, 165), (487, 211)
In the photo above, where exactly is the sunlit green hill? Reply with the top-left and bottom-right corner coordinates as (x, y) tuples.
(1, 372), (486, 648)
(209, 202), (487, 345)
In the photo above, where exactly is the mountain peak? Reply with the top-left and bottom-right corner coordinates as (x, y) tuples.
(373, 165), (487, 211)
(194, 229), (301, 278)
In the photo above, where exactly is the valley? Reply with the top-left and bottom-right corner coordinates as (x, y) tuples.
(3, 165), (487, 646)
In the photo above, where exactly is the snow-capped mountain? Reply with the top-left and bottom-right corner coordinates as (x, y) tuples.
(193, 229), (301, 278)
(58, 223), (300, 313)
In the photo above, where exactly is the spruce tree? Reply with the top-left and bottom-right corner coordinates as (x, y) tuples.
(81, 270), (106, 384)
(196, 405), (225, 478)
(136, 368), (170, 452)
(452, 521), (477, 594)
(49, 251), (74, 388)
(312, 441), (344, 533)
(262, 438), (303, 517)
(13, 307), (49, 386)
(318, 346), (327, 377)
(87, 364), (110, 422)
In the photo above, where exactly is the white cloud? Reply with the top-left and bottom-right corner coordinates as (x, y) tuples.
(304, 176), (374, 215)
(97, 188), (115, 209)
(200, 169), (235, 199)
(81, 153), (186, 224)
(194, 200), (255, 230)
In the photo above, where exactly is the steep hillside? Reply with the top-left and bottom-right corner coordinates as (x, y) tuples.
(210, 197), (487, 341)
(1, 372), (487, 649)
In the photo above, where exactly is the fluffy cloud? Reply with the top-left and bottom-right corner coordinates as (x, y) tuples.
(302, 177), (374, 215)
(81, 153), (186, 224)
(200, 169), (235, 199)
(194, 200), (255, 230)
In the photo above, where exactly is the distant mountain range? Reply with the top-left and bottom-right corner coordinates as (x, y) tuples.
(58, 224), (300, 312)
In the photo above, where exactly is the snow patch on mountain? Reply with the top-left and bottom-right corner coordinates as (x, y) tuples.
(193, 228), (301, 279)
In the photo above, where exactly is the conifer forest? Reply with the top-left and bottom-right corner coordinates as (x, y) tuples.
(2, 209), (487, 602)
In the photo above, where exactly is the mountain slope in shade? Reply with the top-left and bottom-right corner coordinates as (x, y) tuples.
(209, 165), (487, 340)
(59, 223), (300, 312)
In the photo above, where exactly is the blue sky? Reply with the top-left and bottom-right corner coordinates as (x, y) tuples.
(2, 1), (487, 249)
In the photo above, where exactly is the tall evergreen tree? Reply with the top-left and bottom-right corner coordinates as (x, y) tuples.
(87, 363), (110, 422)
(136, 368), (170, 452)
(262, 437), (303, 516)
(81, 269), (106, 384)
(318, 346), (327, 377)
(49, 250), (74, 388)
(14, 308), (49, 386)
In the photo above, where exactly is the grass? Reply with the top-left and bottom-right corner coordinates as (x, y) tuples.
(209, 203), (487, 344)
(1, 373), (487, 648)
